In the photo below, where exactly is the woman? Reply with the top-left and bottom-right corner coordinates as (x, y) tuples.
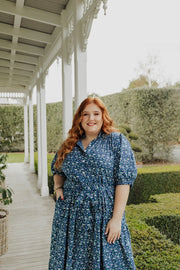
(49, 97), (137, 270)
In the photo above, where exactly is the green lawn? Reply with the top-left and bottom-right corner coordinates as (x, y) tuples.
(5, 152), (53, 163)
(138, 164), (180, 173)
(6, 152), (25, 163)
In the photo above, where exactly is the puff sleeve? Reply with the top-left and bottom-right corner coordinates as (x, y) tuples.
(51, 152), (66, 178)
(113, 133), (137, 187)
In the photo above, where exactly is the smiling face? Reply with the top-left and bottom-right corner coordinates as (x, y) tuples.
(81, 103), (103, 137)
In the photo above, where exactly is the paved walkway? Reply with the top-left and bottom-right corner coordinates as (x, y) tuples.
(0, 163), (54, 270)
(170, 145), (180, 163)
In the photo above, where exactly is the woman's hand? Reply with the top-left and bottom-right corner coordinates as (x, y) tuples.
(105, 217), (122, 244)
(55, 188), (64, 201)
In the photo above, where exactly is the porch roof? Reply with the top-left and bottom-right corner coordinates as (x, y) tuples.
(0, 0), (69, 101)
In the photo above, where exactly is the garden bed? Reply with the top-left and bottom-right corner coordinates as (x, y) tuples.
(126, 193), (180, 269)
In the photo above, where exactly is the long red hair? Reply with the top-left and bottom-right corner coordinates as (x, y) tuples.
(55, 97), (118, 168)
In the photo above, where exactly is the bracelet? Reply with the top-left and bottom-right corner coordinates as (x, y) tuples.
(54, 186), (63, 191)
(53, 186), (63, 195)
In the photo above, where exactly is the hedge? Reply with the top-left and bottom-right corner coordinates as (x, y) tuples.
(102, 88), (180, 162)
(129, 88), (180, 162)
(126, 193), (180, 269)
(145, 215), (180, 245)
(128, 165), (180, 204)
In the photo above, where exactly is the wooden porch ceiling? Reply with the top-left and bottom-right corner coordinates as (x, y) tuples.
(0, 0), (69, 94)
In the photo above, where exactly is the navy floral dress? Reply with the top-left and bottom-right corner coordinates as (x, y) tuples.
(49, 131), (137, 270)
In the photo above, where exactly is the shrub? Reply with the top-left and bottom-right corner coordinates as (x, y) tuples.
(119, 124), (131, 133)
(131, 143), (142, 153)
(118, 127), (128, 136)
(34, 152), (38, 174)
(126, 193), (180, 269)
(129, 132), (139, 140)
(118, 124), (142, 154)
(0, 131), (13, 205)
(132, 227), (180, 269)
(145, 215), (180, 245)
(128, 165), (180, 204)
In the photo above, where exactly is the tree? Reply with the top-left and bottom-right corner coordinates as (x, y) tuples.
(134, 53), (168, 88)
(133, 88), (180, 162)
(127, 75), (158, 89)
(0, 105), (24, 151)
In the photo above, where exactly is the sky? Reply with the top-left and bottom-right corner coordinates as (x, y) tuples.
(35, 0), (180, 104)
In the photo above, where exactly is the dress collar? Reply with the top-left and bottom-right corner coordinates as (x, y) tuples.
(76, 130), (105, 149)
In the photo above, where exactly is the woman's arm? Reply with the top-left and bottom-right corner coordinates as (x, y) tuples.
(54, 174), (65, 189)
(105, 185), (130, 244)
(112, 184), (130, 220)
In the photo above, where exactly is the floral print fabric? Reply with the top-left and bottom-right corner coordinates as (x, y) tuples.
(49, 132), (137, 270)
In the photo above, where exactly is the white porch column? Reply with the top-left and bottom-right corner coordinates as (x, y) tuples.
(61, 12), (73, 140)
(36, 81), (42, 189)
(29, 91), (34, 172)
(62, 59), (73, 140)
(40, 75), (49, 196)
(24, 96), (29, 163)
(74, 0), (87, 110)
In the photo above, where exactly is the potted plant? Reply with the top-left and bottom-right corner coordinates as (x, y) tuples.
(0, 131), (13, 255)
